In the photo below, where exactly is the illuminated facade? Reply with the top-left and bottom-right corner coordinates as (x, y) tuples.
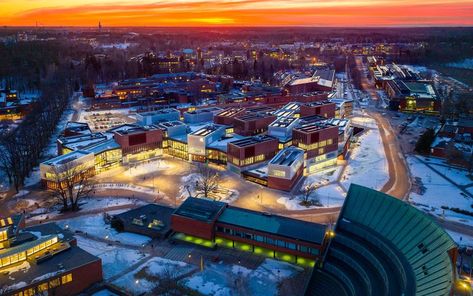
(0, 218), (102, 296)
(40, 151), (96, 189)
(227, 135), (279, 173)
(293, 120), (339, 174)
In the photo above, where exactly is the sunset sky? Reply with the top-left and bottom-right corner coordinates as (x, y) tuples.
(1, 0), (473, 27)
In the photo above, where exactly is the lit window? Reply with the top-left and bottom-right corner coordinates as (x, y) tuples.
(49, 278), (61, 288)
(272, 170), (286, 178)
(61, 273), (73, 284)
(38, 283), (48, 292)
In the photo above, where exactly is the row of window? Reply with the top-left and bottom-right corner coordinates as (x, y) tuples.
(297, 138), (334, 151)
(216, 226), (319, 255)
(14, 273), (73, 296)
(0, 229), (8, 242)
(168, 140), (188, 152)
(0, 236), (58, 268)
(231, 154), (266, 166)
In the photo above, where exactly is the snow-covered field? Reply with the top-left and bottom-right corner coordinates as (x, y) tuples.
(56, 214), (151, 246)
(182, 259), (303, 296)
(112, 257), (193, 295)
(351, 115), (378, 129)
(306, 166), (343, 185)
(27, 197), (144, 222)
(76, 236), (146, 279)
(341, 129), (389, 191)
(408, 156), (473, 226)
(277, 184), (346, 210)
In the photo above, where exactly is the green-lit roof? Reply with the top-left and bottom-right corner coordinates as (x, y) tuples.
(217, 207), (326, 245)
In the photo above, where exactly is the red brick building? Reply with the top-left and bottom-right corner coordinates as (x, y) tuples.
(111, 124), (164, 156)
(171, 197), (227, 241)
(233, 113), (277, 136)
(227, 135), (279, 173)
(267, 147), (305, 191)
(293, 121), (339, 174)
(300, 101), (336, 118)
(170, 198), (328, 262)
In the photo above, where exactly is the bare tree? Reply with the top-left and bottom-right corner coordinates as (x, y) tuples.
(194, 164), (219, 199)
(49, 162), (95, 212)
(151, 267), (180, 295)
(300, 183), (318, 206)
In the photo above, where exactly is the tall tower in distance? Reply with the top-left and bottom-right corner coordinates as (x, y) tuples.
(98, 21), (102, 32)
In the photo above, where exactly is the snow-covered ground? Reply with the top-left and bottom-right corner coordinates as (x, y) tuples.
(306, 166), (343, 185)
(76, 236), (146, 280)
(277, 184), (346, 210)
(351, 115), (378, 129)
(112, 257), (193, 295)
(408, 155), (473, 226)
(341, 129), (389, 190)
(178, 173), (240, 203)
(182, 258), (303, 296)
(123, 159), (171, 177)
(27, 197), (144, 222)
(56, 214), (151, 247)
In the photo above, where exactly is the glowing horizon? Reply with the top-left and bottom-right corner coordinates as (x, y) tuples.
(1, 0), (473, 27)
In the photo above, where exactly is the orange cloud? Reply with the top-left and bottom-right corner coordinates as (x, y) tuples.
(1, 0), (473, 26)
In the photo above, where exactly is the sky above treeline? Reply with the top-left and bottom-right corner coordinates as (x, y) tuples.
(1, 0), (473, 27)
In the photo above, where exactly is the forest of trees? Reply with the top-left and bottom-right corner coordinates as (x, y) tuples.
(0, 41), (78, 192)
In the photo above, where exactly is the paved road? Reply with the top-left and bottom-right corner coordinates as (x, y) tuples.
(354, 56), (411, 200)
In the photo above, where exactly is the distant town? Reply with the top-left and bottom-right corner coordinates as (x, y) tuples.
(0, 26), (472, 296)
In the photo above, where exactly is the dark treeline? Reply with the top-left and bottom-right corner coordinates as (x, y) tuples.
(0, 41), (77, 192)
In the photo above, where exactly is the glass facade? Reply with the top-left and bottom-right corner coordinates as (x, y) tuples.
(94, 148), (122, 173)
(0, 236), (58, 268)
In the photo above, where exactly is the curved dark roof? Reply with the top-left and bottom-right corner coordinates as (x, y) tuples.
(305, 184), (456, 296)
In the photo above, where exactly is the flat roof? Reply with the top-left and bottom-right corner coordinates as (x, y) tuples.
(208, 134), (244, 152)
(190, 124), (225, 137)
(157, 120), (186, 129)
(235, 112), (275, 122)
(270, 147), (304, 166)
(114, 204), (175, 235)
(269, 116), (298, 128)
(217, 207), (326, 245)
(245, 106), (275, 114)
(304, 100), (335, 107)
(42, 150), (92, 166)
(294, 121), (336, 134)
(173, 197), (227, 223)
(110, 124), (160, 135)
(83, 139), (120, 154)
(299, 115), (327, 124)
(59, 133), (109, 151)
(185, 107), (222, 115)
(229, 135), (277, 148)
(0, 223), (99, 290)
(138, 108), (179, 116)
(215, 108), (245, 118)
(0, 245), (100, 290)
